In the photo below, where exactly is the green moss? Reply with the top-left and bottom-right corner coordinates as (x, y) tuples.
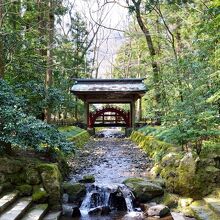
(1, 182), (13, 191)
(80, 175), (95, 183)
(123, 177), (143, 184)
(68, 131), (90, 148)
(162, 192), (179, 208)
(16, 184), (32, 196)
(59, 126), (90, 148)
(37, 163), (56, 172)
(0, 173), (5, 184)
(26, 168), (40, 185)
(58, 126), (84, 137)
(0, 157), (24, 174)
(130, 131), (173, 161)
(131, 130), (220, 200)
(37, 163), (62, 209)
(32, 187), (48, 202)
(63, 182), (86, 201)
(6, 172), (27, 185)
(123, 177), (164, 202)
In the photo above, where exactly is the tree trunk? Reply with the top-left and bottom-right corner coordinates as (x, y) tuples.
(132, 0), (161, 123)
(44, 0), (54, 123)
(0, 0), (4, 79)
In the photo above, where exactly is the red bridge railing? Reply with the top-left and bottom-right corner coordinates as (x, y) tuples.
(88, 106), (131, 128)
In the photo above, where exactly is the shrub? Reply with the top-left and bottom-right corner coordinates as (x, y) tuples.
(0, 80), (74, 156)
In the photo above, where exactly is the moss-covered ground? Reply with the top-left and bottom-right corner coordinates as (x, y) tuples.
(58, 126), (90, 148)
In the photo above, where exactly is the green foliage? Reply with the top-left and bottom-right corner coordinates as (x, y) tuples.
(0, 80), (74, 155)
(114, 0), (220, 153)
(1, 0), (91, 120)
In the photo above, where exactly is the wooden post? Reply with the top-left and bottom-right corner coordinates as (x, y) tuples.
(136, 97), (142, 122)
(130, 101), (136, 128)
(84, 102), (89, 128)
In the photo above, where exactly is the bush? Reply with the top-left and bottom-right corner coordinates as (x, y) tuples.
(0, 80), (74, 156)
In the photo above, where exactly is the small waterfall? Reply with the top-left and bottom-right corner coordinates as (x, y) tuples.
(118, 184), (135, 212)
(79, 184), (135, 216)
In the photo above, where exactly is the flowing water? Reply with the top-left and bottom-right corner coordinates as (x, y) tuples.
(61, 128), (152, 220)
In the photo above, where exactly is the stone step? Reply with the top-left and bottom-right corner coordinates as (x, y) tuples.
(204, 197), (220, 215)
(190, 200), (219, 220)
(21, 204), (48, 220)
(0, 197), (32, 220)
(0, 192), (19, 214)
(43, 211), (61, 220)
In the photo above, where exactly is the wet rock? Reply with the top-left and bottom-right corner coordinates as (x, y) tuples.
(88, 206), (102, 215)
(123, 178), (164, 203)
(101, 206), (111, 215)
(109, 189), (127, 211)
(63, 182), (86, 203)
(139, 203), (149, 212)
(26, 168), (41, 185)
(147, 204), (170, 217)
(123, 212), (145, 219)
(72, 206), (81, 217)
(88, 206), (111, 215)
(160, 215), (174, 220)
(79, 175), (95, 183)
(90, 192), (102, 207)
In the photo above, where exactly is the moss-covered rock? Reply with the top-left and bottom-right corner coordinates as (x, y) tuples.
(160, 152), (220, 199)
(79, 175), (95, 183)
(16, 184), (32, 196)
(26, 168), (41, 185)
(37, 163), (62, 209)
(32, 185), (48, 203)
(63, 182), (86, 203)
(130, 130), (220, 200)
(1, 182), (13, 191)
(150, 163), (162, 178)
(123, 178), (164, 203)
(0, 157), (23, 174)
(0, 173), (5, 184)
(161, 192), (179, 208)
(6, 172), (27, 185)
(178, 197), (193, 208)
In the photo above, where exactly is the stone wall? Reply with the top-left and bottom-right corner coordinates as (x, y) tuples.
(0, 156), (62, 209)
(130, 131), (220, 199)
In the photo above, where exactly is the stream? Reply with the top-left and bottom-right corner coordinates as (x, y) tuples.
(60, 128), (155, 220)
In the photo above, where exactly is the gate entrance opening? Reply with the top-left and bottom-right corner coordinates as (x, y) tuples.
(89, 105), (130, 128)
(71, 78), (147, 134)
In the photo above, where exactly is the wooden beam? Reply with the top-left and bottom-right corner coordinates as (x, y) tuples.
(131, 101), (136, 128)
